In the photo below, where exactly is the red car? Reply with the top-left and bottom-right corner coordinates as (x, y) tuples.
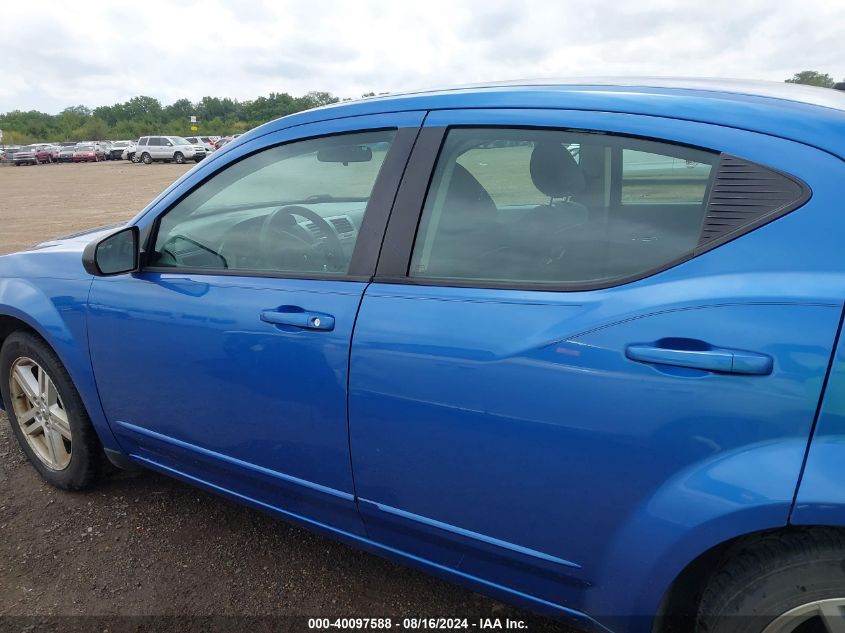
(34, 146), (59, 163)
(72, 145), (104, 162)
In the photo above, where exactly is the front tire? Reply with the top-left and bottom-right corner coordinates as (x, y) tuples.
(173, 152), (185, 164)
(0, 332), (102, 490)
(141, 152), (152, 165)
(697, 529), (845, 633)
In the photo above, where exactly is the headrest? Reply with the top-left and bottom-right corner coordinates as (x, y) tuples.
(529, 142), (586, 198)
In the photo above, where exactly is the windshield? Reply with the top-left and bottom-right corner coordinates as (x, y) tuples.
(171, 137), (191, 145)
(76, 145), (94, 150)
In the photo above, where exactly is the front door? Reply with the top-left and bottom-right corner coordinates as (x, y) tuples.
(348, 109), (844, 616)
(88, 115), (422, 532)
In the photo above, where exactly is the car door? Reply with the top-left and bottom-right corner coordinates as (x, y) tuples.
(135, 137), (148, 159)
(348, 109), (845, 617)
(87, 112), (424, 533)
(144, 137), (161, 159)
(156, 137), (173, 159)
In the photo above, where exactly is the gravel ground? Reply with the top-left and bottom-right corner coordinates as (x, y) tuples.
(0, 160), (192, 255)
(0, 161), (576, 632)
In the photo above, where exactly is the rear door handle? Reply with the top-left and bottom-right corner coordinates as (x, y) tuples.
(260, 308), (335, 331)
(626, 342), (772, 375)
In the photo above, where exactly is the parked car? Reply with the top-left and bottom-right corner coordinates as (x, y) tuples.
(107, 141), (133, 161)
(34, 145), (59, 164)
(184, 135), (215, 149)
(57, 146), (76, 163)
(3, 79), (845, 633)
(212, 134), (241, 150)
(184, 135), (215, 159)
(134, 136), (201, 164)
(12, 145), (39, 165)
(121, 142), (137, 162)
(1, 146), (20, 162)
(89, 142), (112, 159)
(71, 144), (104, 162)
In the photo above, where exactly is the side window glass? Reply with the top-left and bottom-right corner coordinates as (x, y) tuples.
(409, 128), (717, 286)
(138, 138), (147, 146)
(150, 130), (396, 276)
(622, 149), (711, 204)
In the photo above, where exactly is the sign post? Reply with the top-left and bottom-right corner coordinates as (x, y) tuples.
(189, 116), (198, 133)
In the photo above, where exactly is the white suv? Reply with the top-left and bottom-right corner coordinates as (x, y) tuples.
(134, 136), (203, 164)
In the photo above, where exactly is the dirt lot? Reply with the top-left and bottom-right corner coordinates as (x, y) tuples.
(0, 162), (574, 631)
(0, 161), (192, 255)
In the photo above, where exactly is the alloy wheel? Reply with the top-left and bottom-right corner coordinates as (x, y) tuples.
(761, 598), (845, 633)
(8, 357), (72, 470)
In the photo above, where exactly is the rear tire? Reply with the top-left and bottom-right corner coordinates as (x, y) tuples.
(696, 529), (845, 633)
(0, 332), (102, 490)
(141, 152), (152, 165)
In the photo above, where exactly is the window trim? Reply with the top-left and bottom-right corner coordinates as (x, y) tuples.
(374, 124), (810, 293)
(140, 125), (420, 281)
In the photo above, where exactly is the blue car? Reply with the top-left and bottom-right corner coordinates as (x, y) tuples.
(3, 79), (845, 633)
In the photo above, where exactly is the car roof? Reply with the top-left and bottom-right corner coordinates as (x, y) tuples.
(394, 77), (845, 111)
(240, 77), (845, 161)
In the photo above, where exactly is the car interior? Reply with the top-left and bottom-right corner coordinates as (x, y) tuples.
(411, 128), (717, 285)
(147, 128), (716, 286)
(148, 131), (394, 275)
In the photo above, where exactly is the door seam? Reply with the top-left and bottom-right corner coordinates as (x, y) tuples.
(345, 113), (430, 531)
(788, 298), (845, 523)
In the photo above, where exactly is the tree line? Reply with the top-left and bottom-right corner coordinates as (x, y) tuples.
(0, 91), (345, 145)
(1, 72), (842, 145)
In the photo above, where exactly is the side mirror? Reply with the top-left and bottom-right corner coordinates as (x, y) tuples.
(82, 226), (140, 276)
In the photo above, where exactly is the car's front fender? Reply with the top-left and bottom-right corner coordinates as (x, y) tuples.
(0, 276), (122, 452)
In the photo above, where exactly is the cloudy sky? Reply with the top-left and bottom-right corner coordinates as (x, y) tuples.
(3, 0), (844, 114)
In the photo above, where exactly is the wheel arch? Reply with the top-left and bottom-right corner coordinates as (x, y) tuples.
(653, 524), (845, 632)
(582, 437), (813, 632)
(0, 282), (122, 453)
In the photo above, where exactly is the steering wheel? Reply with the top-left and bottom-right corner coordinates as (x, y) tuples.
(259, 205), (345, 272)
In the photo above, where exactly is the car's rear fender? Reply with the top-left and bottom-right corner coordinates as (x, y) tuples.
(0, 277), (122, 452)
(584, 437), (809, 633)
(791, 306), (845, 526)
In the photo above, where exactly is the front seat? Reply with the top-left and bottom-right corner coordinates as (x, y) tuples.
(422, 163), (501, 278)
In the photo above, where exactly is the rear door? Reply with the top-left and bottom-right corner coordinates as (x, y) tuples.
(156, 137), (173, 160)
(145, 137), (163, 159)
(348, 109), (845, 616)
